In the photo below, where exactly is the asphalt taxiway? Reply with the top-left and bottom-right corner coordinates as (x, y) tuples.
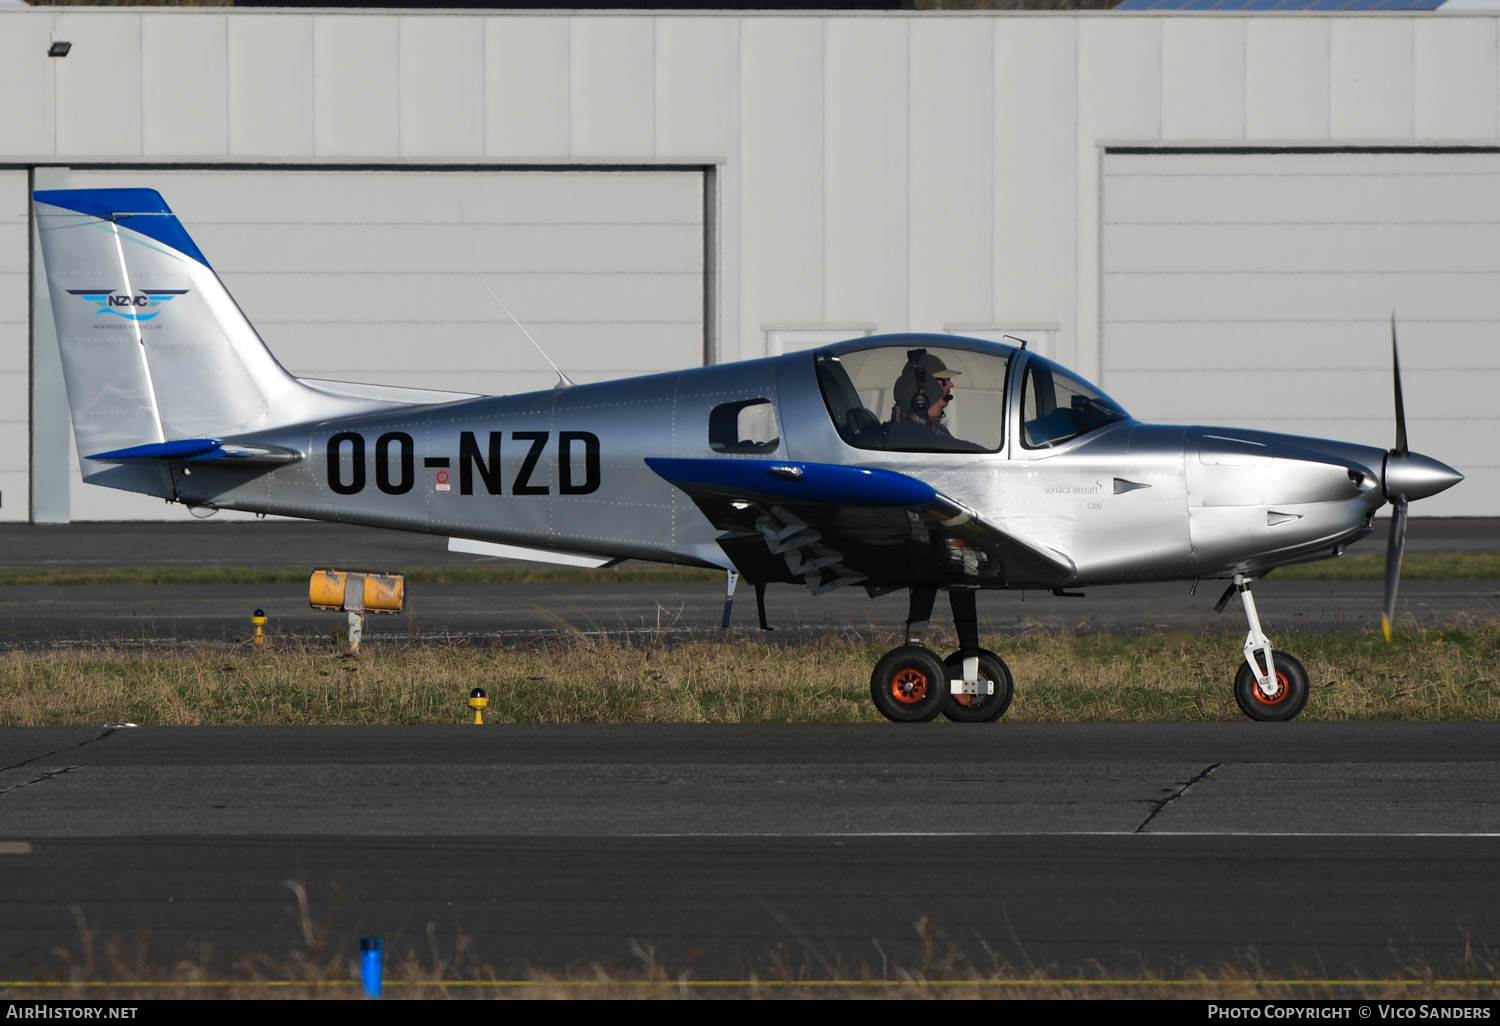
(1, 724), (1497, 980)
(0, 519), (1495, 645)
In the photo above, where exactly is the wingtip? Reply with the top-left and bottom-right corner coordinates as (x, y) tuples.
(1381, 616), (1393, 643)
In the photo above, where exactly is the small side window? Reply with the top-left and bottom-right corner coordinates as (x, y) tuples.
(709, 399), (780, 454)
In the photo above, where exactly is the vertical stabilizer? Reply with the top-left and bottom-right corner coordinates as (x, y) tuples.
(32, 189), (388, 488)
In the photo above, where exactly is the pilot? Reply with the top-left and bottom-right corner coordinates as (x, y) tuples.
(885, 351), (983, 451)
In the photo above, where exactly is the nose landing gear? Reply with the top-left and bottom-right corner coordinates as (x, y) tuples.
(869, 587), (1014, 724)
(1224, 574), (1310, 722)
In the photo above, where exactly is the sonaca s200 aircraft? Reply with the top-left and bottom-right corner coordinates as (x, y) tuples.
(33, 189), (1463, 723)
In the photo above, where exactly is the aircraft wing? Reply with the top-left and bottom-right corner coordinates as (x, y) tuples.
(645, 457), (1074, 593)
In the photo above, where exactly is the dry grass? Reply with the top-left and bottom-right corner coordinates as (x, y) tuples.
(7, 975), (1497, 1001)
(4, 899), (1495, 1000)
(2, 620), (1496, 726)
(1272, 551), (1500, 581)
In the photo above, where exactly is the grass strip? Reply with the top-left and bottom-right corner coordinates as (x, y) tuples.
(1271, 551), (1500, 581)
(3, 621), (1496, 726)
(0, 552), (1496, 588)
(0, 563), (722, 587)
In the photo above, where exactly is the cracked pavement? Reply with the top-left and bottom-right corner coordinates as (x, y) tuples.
(2, 724), (1498, 837)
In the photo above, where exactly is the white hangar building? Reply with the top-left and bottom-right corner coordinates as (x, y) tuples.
(1, 6), (1496, 520)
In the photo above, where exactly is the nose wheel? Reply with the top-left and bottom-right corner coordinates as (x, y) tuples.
(1225, 575), (1311, 722)
(1234, 650), (1309, 721)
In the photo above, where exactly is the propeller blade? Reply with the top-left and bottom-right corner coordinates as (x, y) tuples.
(1391, 313), (1408, 458)
(1381, 498), (1408, 642)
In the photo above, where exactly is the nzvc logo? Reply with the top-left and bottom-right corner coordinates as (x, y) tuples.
(66, 288), (189, 322)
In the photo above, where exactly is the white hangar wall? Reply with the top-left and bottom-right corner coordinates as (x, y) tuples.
(0, 9), (1496, 520)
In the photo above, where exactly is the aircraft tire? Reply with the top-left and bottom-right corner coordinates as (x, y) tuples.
(940, 649), (1014, 723)
(870, 646), (948, 724)
(1233, 650), (1310, 722)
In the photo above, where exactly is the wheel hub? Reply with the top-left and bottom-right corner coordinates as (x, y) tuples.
(890, 669), (930, 705)
(1254, 671), (1289, 705)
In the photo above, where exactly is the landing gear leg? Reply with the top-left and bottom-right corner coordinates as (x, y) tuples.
(719, 570), (739, 633)
(941, 588), (1013, 723)
(1231, 574), (1309, 722)
(723, 573), (774, 632)
(869, 587), (947, 723)
(905, 585), (937, 647)
(754, 582), (772, 631)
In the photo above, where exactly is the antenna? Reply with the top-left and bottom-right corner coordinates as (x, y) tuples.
(1002, 334), (1029, 351)
(484, 285), (574, 389)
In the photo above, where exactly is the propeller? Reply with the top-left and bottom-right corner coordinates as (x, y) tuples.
(1391, 314), (1408, 460)
(1383, 314), (1407, 642)
(1381, 495), (1407, 642)
(1379, 314), (1463, 641)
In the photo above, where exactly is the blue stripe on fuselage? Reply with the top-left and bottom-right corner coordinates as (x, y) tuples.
(645, 457), (937, 507)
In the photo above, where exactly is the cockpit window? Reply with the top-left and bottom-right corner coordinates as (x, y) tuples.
(1021, 359), (1129, 449)
(815, 345), (1008, 454)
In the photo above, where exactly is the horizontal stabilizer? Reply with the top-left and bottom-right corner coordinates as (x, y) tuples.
(88, 439), (301, 466)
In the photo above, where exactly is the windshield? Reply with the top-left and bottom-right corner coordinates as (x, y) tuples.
(816, 344), (1010, 454)
(1021, 358), (1130, 449)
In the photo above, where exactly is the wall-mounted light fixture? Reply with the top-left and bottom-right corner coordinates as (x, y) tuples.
(48, 41), (71, 58)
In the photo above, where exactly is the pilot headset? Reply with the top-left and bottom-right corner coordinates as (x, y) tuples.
(904, 349), (955, 416)
(906, 349), (931, 415)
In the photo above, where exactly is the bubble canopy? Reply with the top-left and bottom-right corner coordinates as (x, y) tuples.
(813, 336), (1129, 454)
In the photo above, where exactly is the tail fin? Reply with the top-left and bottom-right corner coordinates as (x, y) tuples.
(32, 188), (393, 490)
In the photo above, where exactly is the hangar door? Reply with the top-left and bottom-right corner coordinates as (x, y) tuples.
(0, 171), (26, 521)
(1101, 150), (1498, 518)
(41, 167), (706, 521)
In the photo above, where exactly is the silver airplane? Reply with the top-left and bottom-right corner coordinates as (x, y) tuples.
(33, 188), (1463, 724)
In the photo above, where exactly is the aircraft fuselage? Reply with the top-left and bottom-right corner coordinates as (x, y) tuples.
(164, 339), (1394, 589)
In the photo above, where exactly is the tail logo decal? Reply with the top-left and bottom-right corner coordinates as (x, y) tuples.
(66, 289), (189, 323)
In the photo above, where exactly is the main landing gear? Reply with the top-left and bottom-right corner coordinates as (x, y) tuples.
(1222, 573), (1309, 722)
(869, 587), (1014, 724)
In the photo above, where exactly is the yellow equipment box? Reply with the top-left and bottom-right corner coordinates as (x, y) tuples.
(309, 570), (405, 614)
